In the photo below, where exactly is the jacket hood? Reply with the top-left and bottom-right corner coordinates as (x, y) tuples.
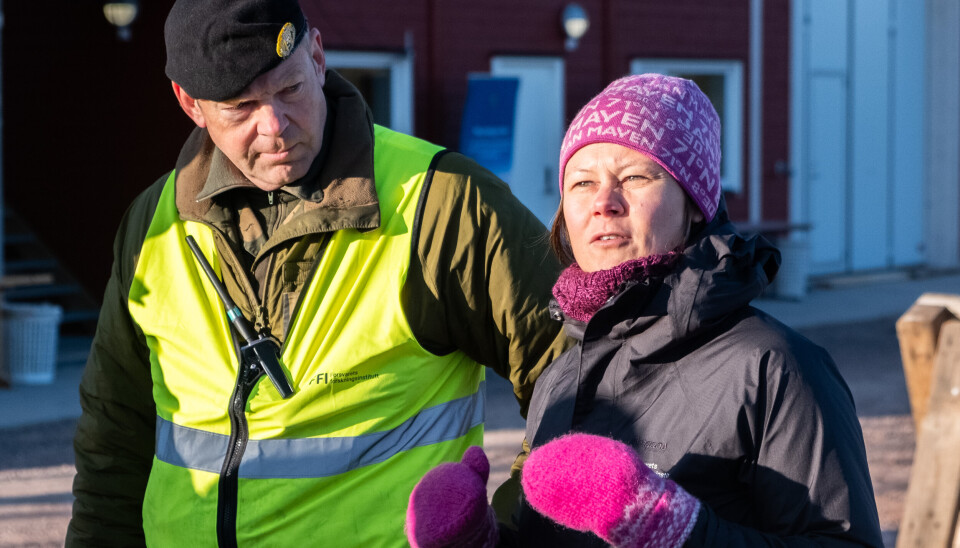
(560, 195), (781, 358)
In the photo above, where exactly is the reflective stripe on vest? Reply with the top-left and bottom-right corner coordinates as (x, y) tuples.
(155, 381), (485, 478)
(130, 125), (484, 547)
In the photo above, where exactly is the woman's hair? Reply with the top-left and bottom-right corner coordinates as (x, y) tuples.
(548, 196), (705, 267)
(548, 206), (576, 266)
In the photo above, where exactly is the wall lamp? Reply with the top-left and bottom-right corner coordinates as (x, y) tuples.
(103, 0), (139, 41)
(562, 3), (589, 52)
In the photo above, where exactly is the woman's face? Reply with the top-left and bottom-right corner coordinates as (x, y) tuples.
(562, 142), (703, 272)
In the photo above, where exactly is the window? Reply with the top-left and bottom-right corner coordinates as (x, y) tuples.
(630, 59), (744, 193)
(325, 50), (413, 135)
(335, 67), (393, 127)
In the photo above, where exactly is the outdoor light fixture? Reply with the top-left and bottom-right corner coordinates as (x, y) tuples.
(103, 0), (139, 41)
(562, 3), (589, 52)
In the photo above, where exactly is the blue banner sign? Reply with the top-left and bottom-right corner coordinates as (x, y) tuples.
(459, 75), (519, 177)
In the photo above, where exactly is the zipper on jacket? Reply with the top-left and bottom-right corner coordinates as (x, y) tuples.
(258, 194), (285, 311)
(204, 226), (329, 543)
(211, 231), (263, 321)
(254, 304), (268, 334)
(257, 255), (276, 328)
(203, 230), (268, 548)
(216, 354), (264, 548)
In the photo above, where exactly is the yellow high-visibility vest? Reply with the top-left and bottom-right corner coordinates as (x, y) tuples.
(129, 125), (484, 547)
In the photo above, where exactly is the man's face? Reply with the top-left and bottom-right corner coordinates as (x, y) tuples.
(179, 28), (327, 191)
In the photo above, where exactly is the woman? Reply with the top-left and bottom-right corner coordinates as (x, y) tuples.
(406, 74), (884, 548)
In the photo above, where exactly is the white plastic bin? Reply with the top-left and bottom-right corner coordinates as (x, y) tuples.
(3, 302), (63, 385)
(770, 238), (811, 301)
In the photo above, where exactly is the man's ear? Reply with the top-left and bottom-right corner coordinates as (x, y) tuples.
(307, 27), (326, 86)
(172, 82), (207, 128)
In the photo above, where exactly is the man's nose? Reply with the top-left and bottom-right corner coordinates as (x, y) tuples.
(256, 101), (289, 136)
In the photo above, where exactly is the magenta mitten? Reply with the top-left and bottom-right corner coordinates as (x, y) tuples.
(521, 434), (700, 548)
(405, 446), (498, 548)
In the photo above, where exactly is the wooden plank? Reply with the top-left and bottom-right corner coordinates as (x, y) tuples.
(897, 319), (960, 548)
(897, 301), (955, 430)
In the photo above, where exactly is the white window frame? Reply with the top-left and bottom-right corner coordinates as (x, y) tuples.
(325, 50), (414, 135)
(630, 58), (744, 193)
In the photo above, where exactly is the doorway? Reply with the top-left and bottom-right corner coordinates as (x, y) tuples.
(490, 56), (565, 227)
(792, 0), (926, 275)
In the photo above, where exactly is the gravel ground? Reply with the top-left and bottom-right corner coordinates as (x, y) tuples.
(0, 419), (76, 548)
(0, 316), (914, 547)
(861, 415), (913, 547)
(799, 316), (913, 547)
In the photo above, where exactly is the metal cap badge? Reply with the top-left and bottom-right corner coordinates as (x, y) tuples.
(277, 22), (296, 58)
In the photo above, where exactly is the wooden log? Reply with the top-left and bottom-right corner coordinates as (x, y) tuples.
(897, 300), (956, 430)
(897, 319), (960, 548)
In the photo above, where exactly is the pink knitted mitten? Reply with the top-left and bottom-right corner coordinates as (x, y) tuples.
(406, 446), (498, 548)
(521, 433), (700, 548)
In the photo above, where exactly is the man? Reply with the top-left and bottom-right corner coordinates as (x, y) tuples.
(66, 1), (568, 546)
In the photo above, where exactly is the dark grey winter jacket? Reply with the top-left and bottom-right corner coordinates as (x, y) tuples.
(517, 204), (884, 547)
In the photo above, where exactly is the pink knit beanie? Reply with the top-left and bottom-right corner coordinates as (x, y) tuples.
(559, 73), (723, 221)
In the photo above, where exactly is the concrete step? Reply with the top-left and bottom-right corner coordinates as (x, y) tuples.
(5, 258), (58, 274)
(4, 283), (83, 301)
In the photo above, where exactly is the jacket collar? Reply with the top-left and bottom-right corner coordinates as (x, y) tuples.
(173, 69), (381, 234)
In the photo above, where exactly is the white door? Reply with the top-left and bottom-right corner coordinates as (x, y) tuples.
(793, 0), (925, 275)
(802, 0), (850, 273)
(888, 1), (926, 267)
(491, 57), (565, 227)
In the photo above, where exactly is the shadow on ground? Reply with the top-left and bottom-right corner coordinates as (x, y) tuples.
(0, 419), (76, 471)
(798, 316), (909, 417)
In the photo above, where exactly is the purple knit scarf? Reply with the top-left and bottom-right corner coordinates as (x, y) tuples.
(552, 253), (680, 322)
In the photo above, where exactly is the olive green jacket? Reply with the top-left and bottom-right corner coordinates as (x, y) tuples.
(67, 71), (570, 546)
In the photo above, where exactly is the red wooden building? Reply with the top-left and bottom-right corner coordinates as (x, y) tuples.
(2, 0), (956, 311)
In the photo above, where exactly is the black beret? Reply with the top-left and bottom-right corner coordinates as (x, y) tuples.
(164, 0), (308, 101)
